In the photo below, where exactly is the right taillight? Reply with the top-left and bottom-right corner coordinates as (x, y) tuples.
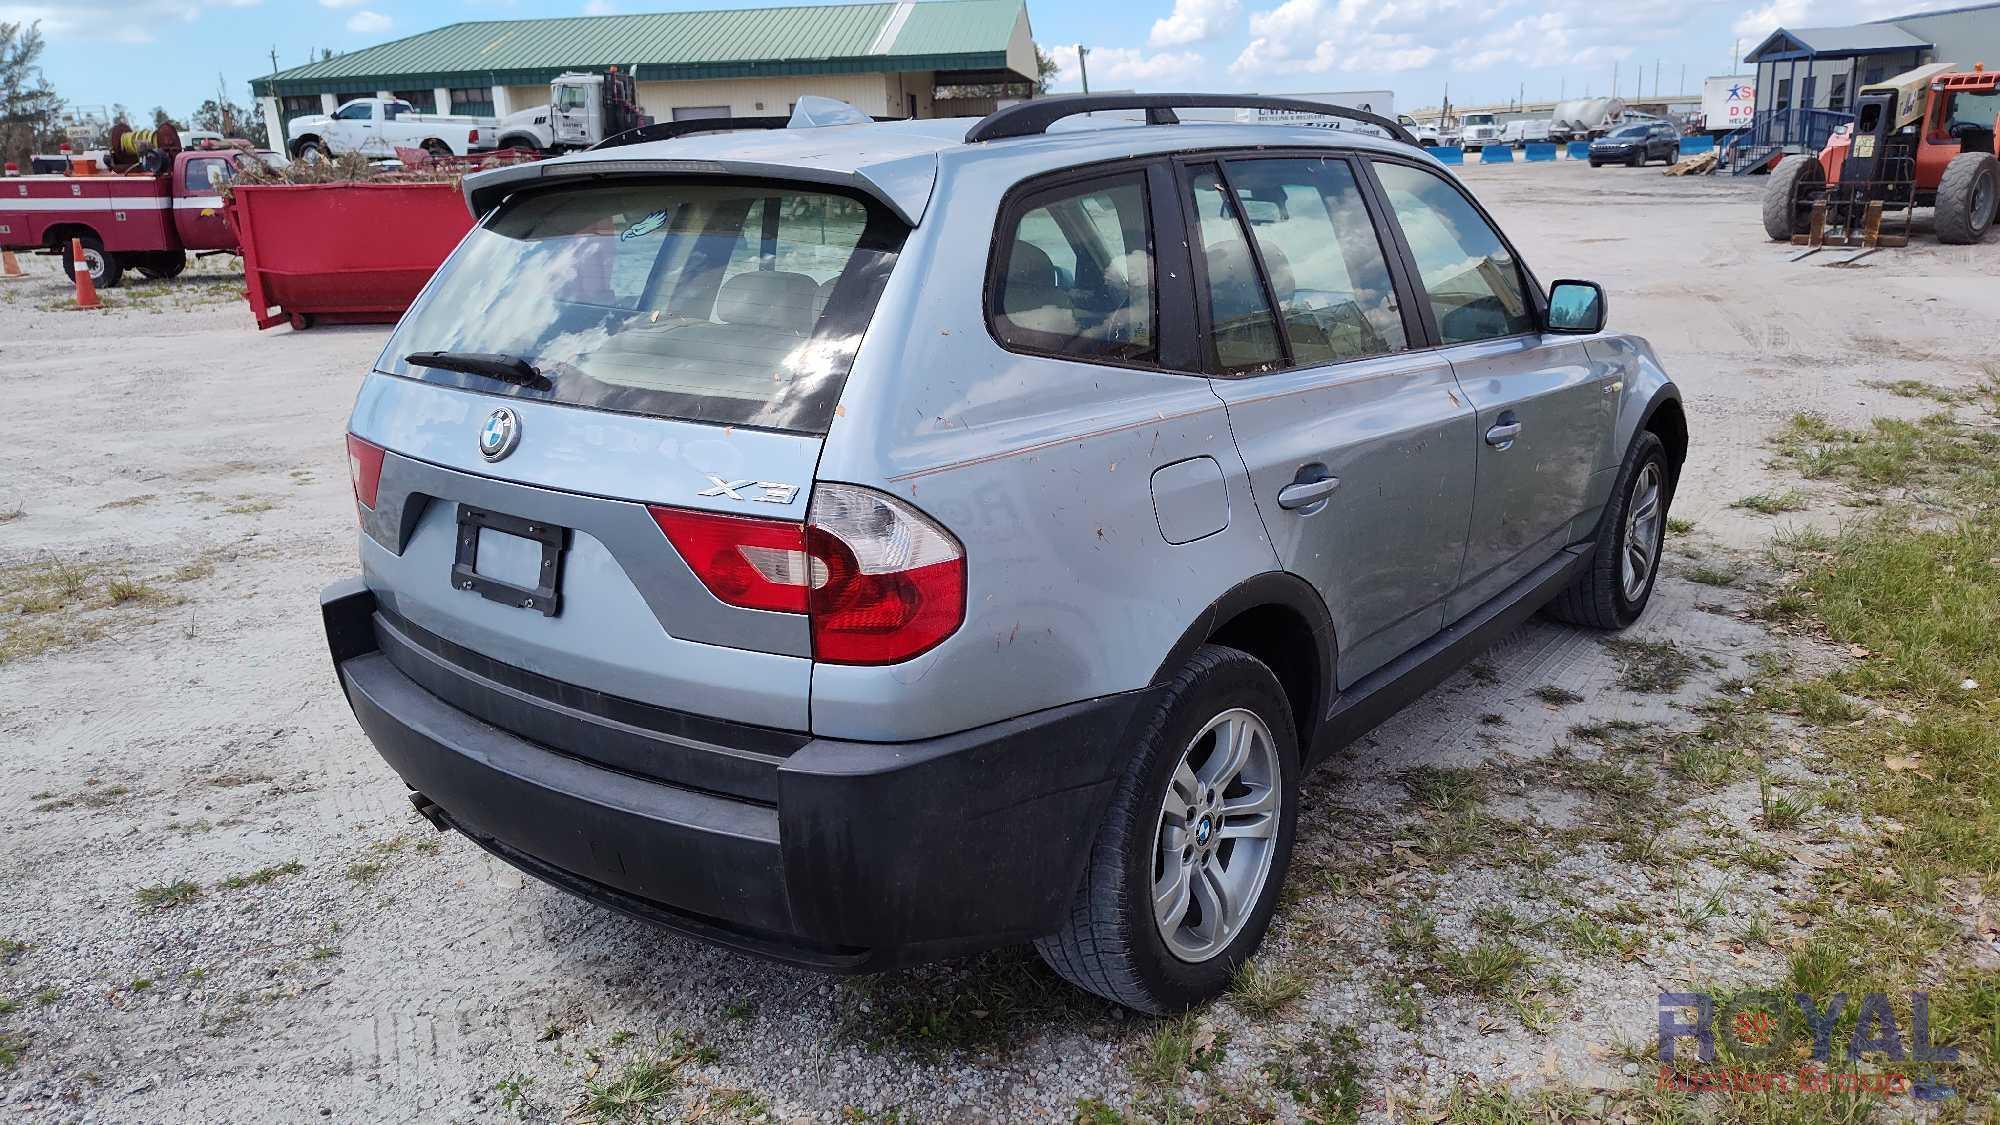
(346, 433), (384, 512)
(647, 483), (965, 666)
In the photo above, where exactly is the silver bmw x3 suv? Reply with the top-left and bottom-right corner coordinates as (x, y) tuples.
(322, 94), (1686, 1013)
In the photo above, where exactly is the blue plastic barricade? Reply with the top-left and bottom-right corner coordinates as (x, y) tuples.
(1480, 145), (1515, 164)
(1525, 143), (1557, 162)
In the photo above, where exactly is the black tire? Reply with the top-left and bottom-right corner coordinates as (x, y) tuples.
(1629, 150), (1644, 168)
(421, 139), (453, 161)
(1935, 152), (1998, 245)
(1763, 155), (1824, 241)
(1589, 160), (1602, 168)
(59, 235), (122, 290)
(1035, 644), (1299, 1014)
(291, 137), (329, 161)
(137, 252), (186, 281)
(1546, 431), (1671, 630)
(497, 134), (543, 153)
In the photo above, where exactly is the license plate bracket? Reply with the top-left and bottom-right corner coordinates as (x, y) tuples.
(451, 505), (566, 617)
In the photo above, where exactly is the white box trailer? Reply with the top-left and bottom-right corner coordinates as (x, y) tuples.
(1703, 76), (1757, 135)
(1227, 90), (1398, 138)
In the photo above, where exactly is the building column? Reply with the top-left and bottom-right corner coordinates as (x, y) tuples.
(491, 85), (513, 117)
(259, 96), (284, 152)
(321, 93), (339, 114)
(434, 87), (452, 116)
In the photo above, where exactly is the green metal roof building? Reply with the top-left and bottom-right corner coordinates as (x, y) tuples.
(250, 0), (1036, 148)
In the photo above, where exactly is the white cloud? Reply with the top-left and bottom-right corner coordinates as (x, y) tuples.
(1149, 0), (1240, 49)
(1231, 0), (1469, 76)
(0, 0), (257, 38)
(319, 0), (365, 8)
(345, 8), (390, 33)
(583, 0), (616, 13)
(1733, 0), (1810, 41)
(1044, 43), (1208, 88)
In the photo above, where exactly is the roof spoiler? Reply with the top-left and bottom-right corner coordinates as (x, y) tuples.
(964, 93), (1418, 147)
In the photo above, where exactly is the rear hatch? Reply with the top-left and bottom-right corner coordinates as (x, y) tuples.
(348, 177), (907, 739)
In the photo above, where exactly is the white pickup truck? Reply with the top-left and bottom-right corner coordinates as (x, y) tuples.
(286, 98), (494, 160)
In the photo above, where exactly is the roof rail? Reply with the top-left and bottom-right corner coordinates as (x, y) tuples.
(964, 93), (1418, 147)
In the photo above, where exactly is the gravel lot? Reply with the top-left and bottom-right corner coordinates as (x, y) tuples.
(2, 159), (1996, 1122)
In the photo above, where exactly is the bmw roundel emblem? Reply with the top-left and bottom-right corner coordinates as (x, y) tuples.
(479, 408), (520, 462)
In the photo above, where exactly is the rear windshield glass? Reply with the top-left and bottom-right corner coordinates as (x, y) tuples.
(379, 179), (906, 433)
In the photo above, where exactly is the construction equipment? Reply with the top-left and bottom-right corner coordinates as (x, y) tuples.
(1764, 62), (2000, 253)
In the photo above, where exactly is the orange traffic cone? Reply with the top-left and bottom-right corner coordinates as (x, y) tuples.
(1, 249), (22, 279)
(71, 238), (100, 309)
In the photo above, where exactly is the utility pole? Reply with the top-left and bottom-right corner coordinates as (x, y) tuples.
(1076, 45), (1090, 95)
(268, 46), (279, 77)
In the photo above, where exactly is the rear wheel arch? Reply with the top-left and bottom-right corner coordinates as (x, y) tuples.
(1150, 572), (1335, 755)
(43, 222), (100, 253)
(498, 134), (542, 152)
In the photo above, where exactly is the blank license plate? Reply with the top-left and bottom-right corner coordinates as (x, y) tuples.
(451, 505), (567, 616)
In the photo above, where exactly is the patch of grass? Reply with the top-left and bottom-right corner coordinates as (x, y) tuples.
(494, 1072), (536, 1117)
(1401, 766), (1485, 813)
(1685, 564), (1737, 587)
(33, 988), (59, 1007)
(130, 978), (153, 992)
(308, 945), (338, 961)
(579, 1057), (684, 1122)
(219, 861), (303, 890)
(1672, 886), (1727, 933)
(223, 497), (277, 515)
(1774, 409), (2000, 496)
(1666, 517), (1695, 535)
(1732, 489), (1809, 515)
(34, 782), (132, 812)
(171, 557), (217, 582)
(1555, 912), (1631, 959)
(0, 504), (21, 524)
(1229, 958), (1307, 1017)
(1131, 1011), (1223, 1088)
(1864, 377), (1975, 404)
(99, 493), (157, 510)
(1387, 910), (1438, 955)
(1530, 684), (1582, 706)
(1465, 660), (1499, 684)
(1073, 1097), (1125, 1125)
(0, 1030), (25, 1070)
(837, 947), (1111, 1058)
(344, 859), (388, 883)
(1435, 939), (1530, 996)
(1605, 637), (1705, 693)
(135, 880), (202, 910)
(1373, 978), (1423, 1032)
(1261, 1022), (1369, 1125)
(1757, 774), (1812, 831)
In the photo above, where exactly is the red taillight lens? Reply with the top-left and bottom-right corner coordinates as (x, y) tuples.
(804, 484), (964, 665)
(648, 506), (811, 613)
(647, 485), (965, 665)
(346, 433), (384, 511)
(468, 129), (479, 143)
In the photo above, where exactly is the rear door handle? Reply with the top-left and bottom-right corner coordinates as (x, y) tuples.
(1277, 473), (1341, 511)
(1485, 421), (1523, 448)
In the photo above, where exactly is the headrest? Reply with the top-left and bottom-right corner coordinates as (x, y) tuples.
(1003, 241), (1062, 312)
(716, 270), (818, 332)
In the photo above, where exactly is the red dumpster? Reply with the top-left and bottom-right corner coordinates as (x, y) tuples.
(226, 181), (472, 331)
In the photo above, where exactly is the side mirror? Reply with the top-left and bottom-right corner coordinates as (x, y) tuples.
(1546, 279), (1607, 334)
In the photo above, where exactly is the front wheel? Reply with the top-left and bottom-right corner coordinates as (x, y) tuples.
(1546, 431), (1671, 630)
(1763, 155), (1825, 241)
(137, 252), (186, 280)
(1036, 645), (1299, 1013)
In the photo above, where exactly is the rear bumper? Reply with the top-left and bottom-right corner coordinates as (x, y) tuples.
(322, 578), (1153, 972)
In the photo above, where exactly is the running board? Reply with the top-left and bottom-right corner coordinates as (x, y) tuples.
(1309, 544), (1592, 766)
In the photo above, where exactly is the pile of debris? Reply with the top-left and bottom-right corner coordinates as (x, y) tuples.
(1665, 150), (1719, 176)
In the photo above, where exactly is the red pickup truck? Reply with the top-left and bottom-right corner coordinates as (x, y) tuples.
(0, 149), (253, 288)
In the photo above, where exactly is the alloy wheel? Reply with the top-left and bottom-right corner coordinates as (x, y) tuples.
(1151, 708), (1282, 962)
(1621, 461), (1664, 601)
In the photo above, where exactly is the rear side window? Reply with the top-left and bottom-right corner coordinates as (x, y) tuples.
(989, 173), (1155, 365)
(1187, 166), (1283, 372)
(1199, 158), (1407, 369)
(381, 180), (905, 433)
(1371, 162), (1534, 346)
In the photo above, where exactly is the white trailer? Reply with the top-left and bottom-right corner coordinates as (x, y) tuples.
(1229, 91), (1399, 138)
(1702, 76), (1757, 136)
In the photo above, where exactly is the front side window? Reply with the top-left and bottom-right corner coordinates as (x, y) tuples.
(1203, 158), (1407, 368)
(183, 157), (233, 193)
(382, 180), (905, 433)
(1372, 162), (1534, 346)
(989, 173), (1155, 364)
(334, 102), (373, 121)
(557, 85), (589, 110)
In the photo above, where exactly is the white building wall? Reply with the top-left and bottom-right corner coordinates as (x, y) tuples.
(633, 74), (899, 120)
(259, 96), (284, 151)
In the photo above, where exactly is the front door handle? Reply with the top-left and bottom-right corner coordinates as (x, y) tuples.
(1485, 419), (1523, 449)
(1277, 471), (1341, 511)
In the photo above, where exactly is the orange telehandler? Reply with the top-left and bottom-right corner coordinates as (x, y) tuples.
(1765, 63), (1999, 247)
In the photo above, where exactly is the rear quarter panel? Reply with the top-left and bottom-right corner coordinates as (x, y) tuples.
(811, 154), (1281, 742)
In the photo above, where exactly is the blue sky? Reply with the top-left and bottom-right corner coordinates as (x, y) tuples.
(4, 0), (1962, 121)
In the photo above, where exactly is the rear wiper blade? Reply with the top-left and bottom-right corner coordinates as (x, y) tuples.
(404, 351), (546, 388)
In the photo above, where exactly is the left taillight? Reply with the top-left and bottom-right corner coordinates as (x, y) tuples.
(646, 483), (965, 665)
(346, 433), (384, 512)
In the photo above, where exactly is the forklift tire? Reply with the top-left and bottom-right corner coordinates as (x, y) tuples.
(1935, 152), (1999, 245)
(60, 236), (123, 290)
(137, 252), (187, 281)
(1764, 155), (1825, 241)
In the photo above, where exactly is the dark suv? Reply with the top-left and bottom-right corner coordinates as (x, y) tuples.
(1590, 122), (1682, 167)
